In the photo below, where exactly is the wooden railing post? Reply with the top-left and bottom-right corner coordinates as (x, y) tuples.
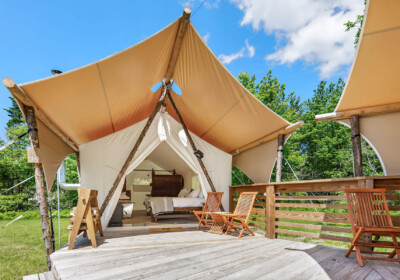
(229, 186), (234, 213)
(266, 185), (276, 239)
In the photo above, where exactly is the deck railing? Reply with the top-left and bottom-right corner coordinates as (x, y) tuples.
(229, 176), (400, 244)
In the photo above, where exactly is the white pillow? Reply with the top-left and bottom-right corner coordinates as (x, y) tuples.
(188, 189), (201, 198)
(178, 189), (187, 198)
(198, 191), (204, 199)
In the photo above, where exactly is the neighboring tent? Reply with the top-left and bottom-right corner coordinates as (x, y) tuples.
(315, 0), (400, 175)
(3, 9), (301, 224)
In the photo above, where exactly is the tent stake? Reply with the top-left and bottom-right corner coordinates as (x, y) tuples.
(26, 106), (53, 270)
(167, 90), (224, 211)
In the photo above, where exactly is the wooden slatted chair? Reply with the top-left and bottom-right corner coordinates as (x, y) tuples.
(193, 192), (224, 229)
(209, 192), (257, 238)
(344, 188), (400, 266)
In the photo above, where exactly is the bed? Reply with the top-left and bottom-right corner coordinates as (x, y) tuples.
(144, 196), (205, 221)
(144, 170), (205, 221)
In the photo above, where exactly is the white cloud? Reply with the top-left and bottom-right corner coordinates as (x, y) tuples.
(203, 32), (210, 43)
(245, 39), (255, 58)
(218, 39), (255, 64)
(180, 0), (220, 10)
(218, 48), (245, 64)
(231, 0), (365, 78)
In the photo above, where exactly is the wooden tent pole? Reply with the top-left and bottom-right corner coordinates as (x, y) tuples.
(165, 7), (191, 84)
(167, 90), (225, 211)
(26, 106), (53, 270)
(75, 151), (81, 182)
(276, 134), (284, 182)
(350, 115), (363, 177)
(99, 89), (168, 215)
(99, 8), (192, 215)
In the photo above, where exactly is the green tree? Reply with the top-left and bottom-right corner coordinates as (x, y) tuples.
(235, 72), (383, 184)
(4, 97), (24, 129)
(344, 0), (367, 47)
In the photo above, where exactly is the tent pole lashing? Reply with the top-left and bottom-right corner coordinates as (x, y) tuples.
(166, 89), (224, 211)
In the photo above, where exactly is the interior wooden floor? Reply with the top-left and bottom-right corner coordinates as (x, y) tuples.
(122, 210), (199, 226)
(49, 226), (400, 280)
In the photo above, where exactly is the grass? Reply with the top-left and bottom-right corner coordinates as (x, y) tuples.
(0, 218), (70, 279)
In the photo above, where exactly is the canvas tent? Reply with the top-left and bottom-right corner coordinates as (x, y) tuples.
(3, 9), (302, 227)
(315, 0), (400, 176)
(80, 112), (231, 225)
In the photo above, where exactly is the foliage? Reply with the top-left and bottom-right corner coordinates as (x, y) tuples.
(0, 209), (72, 220)
(0, 101), (79, 212)
(4, 97), (24, 129)
(344, 0), (366, 47)
(0, 124), (34, 193)
(0, 194), (35, 212)
(236, 72), (383, 183)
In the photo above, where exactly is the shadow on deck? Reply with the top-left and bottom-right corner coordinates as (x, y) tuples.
(49, 225), (400, 280)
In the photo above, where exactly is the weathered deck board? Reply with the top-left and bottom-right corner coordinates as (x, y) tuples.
(50, 226), (400, 280)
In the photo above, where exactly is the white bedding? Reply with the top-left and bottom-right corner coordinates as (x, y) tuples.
(172, 197), (205, 208)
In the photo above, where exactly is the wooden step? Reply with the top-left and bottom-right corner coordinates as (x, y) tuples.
(38, 272), (55, 280)
(23, 274), (39, 280)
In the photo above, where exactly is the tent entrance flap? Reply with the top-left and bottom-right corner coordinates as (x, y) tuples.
(79, 112), (232, 228)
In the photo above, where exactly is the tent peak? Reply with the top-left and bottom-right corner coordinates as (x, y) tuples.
(164, 8), (191, 84)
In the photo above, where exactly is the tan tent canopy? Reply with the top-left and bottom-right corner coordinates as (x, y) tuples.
(315, 0), (400, 175)
(3, 10), (300, 187)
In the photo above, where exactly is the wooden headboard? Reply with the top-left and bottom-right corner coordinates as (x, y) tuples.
(151, 170), (183, 197)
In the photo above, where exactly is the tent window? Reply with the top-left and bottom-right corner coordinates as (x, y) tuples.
(133, 177), (151, 185)
(172, 82), (182, 95)
(151, 81), (163, 93)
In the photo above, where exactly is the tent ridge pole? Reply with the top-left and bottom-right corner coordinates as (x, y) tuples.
(99, 88), (168, 215)
(166, 90), (224, 211)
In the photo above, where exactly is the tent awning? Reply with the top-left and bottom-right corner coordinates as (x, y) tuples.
(13, 18), (293, 154)
(316, 0), (400, 122)
(315, 0), (400, 176)
(3, 10), (300, 187)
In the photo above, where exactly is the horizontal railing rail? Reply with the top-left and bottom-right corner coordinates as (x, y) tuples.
(229, 176), (400, 244)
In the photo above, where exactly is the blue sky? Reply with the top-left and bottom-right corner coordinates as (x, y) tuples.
(0, 0), (364, 139)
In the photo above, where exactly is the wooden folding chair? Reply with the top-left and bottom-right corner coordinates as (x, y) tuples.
(344, 188), (400, 266)
(209, 192), (257, 238)
(193, 192), (224, 229)
(68, 188), (103, 250)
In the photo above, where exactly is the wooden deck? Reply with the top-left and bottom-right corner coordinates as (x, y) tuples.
(48, 225), (400, 280)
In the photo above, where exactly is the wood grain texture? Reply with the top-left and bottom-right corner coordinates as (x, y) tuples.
(26, 106), (53, 270)
(47, 227), (400, 280)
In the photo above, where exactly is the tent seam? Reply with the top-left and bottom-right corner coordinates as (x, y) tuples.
(96, 63), (115, 132)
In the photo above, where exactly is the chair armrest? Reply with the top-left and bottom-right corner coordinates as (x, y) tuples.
(221, 213), (246, 217)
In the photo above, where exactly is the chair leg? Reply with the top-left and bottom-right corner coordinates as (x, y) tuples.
(355, 246), (364, 267)
(346, 229), (363, 258)
(389, 234), (400, 263)
(239, 228), (245, 238)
